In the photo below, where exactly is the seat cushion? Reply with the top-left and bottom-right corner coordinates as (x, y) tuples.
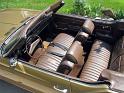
(36, 53), (62, 71)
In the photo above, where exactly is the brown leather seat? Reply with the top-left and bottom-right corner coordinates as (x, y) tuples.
(35, 33), (74, 71)
(36, 53), (62, 71)
(57, 19), (95, 76)
(57, 41), (84, 75)
(65, 41), (83, 64)
(57, 60), (74, 74)
(29, 48), (45, 65)
(35, 45), (66, 71)
(46, 46), (66, 57)
(51, 33), (74, 50)
(80, 40), (111, 82)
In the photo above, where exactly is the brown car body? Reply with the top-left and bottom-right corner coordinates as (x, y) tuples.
(0, 0), (124, 93)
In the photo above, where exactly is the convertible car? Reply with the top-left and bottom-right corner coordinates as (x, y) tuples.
(0, 0), (124, 93)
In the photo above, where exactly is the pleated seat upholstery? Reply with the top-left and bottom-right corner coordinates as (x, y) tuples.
(36, 53), (62, 71)
(51, 33), (74, 50)
(35, 33), (74, 71)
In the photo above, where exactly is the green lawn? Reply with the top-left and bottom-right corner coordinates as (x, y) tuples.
(0, 0), (124, 15)
(0, 0), (57, 10)
(87, 0), (124, 11)
(0, 0), (73, 14)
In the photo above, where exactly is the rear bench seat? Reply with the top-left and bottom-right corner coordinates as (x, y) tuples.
(35, 33), (74, 71)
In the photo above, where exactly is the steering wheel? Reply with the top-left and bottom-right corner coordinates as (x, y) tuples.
(26, 35), (43, 59)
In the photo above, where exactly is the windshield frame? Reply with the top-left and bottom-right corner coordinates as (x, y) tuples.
(0, 17), (33, 57)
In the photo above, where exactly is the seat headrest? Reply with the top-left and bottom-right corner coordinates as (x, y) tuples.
(82, 19), (95, 35)
(75, 19), (94, 43)
(75, 32), (89, 44)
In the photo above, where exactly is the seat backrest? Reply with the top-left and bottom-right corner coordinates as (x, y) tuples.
(57, 41), (84, 75)
(65, 41), (83, 64)
(36, 53), (62, 71)
(82, 19), (95, 35)
(52, 33), (74, 50)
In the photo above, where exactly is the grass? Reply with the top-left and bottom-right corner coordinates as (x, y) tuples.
(0, 0), (124, 18)
(70, 0), (124, 19)
(0, 0), (73, 14)
(87, 0), (124, 10)
(0, 0), (56, 10)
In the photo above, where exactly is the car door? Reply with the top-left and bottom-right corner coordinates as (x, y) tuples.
(0, 59), (71, 93)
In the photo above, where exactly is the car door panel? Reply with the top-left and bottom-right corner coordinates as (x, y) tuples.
(14, 61), (71, 93)
(70, 80), (115, 93)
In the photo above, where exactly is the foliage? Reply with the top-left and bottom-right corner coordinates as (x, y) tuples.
(114, 10), (124, 19)
(70, 0), (124, 19)
(0, 0), (124, 19)
(0, 0), (56, 10)
(71, 0), (103, 17)
(71, 0), (86, 15)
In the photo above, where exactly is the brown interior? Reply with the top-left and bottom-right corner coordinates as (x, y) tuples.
(8, 14), (124, 86)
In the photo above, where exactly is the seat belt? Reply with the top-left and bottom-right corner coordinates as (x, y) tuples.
(47, 51), (64, 58)
(49, 43), (68, 51)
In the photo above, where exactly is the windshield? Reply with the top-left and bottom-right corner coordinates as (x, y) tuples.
(1, 15), (35, 57)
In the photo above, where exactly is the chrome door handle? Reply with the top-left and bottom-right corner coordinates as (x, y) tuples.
(53, 86), (68, 93)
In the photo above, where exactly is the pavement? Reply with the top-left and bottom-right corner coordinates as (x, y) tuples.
(0, 80), (30, 93)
